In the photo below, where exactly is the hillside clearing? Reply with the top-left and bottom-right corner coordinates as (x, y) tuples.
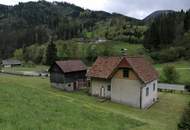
(0, 75), (189, 130)
(56, 40), (145, 59)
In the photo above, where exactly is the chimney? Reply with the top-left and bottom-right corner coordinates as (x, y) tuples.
(121, 48), (128, 56)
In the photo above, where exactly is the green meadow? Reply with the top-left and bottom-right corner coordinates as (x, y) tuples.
(0, 75), (189, 130)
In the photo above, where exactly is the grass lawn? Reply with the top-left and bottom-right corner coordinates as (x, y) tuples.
(0, 75), (189, 130)
(0, 76), (143, 130)
(155, 60), (190, 68)
(2, 65), (49, 72)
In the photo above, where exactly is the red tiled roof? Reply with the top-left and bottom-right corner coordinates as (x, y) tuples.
(87, 56), (158, 83)
(86, 57), (122, 79)
(55, 60), (87, 73)
(124, 57), (159, 83)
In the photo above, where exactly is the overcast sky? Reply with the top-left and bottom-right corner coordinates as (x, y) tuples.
(0, 0), (190, 19)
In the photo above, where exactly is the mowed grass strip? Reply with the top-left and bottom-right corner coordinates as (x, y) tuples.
(0, 76), (144, 130)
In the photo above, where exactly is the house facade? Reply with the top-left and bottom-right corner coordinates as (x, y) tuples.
(49, 60), (87, 91)
(87, 56), (159, 109)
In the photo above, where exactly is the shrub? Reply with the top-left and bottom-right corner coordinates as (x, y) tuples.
(178, 103), (190, 130)
(24, 61), (36, 68)
(162, 65), (179, 83)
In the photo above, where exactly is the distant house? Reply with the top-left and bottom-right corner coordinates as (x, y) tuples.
(2, 59), (22, 67)
(49, 60), (87, 91)
(87, 56), (159, 109)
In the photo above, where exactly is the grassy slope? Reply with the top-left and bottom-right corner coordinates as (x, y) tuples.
(0, 76), (189, 130)
(0, 76), (143, 130)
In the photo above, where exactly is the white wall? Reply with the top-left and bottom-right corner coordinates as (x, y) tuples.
(90, 78), (111, 98)
(141, 80), (158, 109)
(90, 78), (158, 109)
(111, 78), (142, 108)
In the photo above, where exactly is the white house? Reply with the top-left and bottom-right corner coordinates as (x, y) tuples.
(86, 56), (159, 109)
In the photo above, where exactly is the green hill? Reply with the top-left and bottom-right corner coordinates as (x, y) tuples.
(0, 0), (143, 59)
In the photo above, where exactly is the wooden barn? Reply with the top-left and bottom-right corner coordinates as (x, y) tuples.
(49, 60), (87, 91)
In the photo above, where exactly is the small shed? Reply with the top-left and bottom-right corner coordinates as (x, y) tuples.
(49, 60), (87, 91)
(2, 59), (22, 67)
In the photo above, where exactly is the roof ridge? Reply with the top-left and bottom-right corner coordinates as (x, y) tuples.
(97, 56), (145, 59)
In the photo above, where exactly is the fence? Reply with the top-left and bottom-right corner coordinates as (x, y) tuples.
(158, 83), (185, 92)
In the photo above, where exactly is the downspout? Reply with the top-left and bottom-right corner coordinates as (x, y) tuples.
(140, 83), (146, 109)
(140, 86), (142, 109)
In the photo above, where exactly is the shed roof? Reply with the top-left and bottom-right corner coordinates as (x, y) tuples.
(2, 59), (21, 65)
(87, 56), (158, 83)
(54, 60), (87, 73)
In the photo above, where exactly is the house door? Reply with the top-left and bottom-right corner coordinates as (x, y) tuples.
(100, 87), (105, 97)
(74, 82), (77, 90)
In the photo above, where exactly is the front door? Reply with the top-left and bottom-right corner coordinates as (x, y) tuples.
(74, 82), (77, 90)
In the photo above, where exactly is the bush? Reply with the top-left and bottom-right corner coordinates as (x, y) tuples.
(162, 65), (179, 83)
(24, 61), (36, 68)
(159, 47), (185, 63)
(150, 47), (186, 63)
(185, 82), (190, 92)
(178, 103), (190, 130)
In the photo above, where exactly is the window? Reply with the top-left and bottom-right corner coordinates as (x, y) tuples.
(153, 83), (156, 91)
(123, 69), (129, 78)
(146, 87), (149, 96)
(68, 84), (71, 87)
(107, 85), (111, 91)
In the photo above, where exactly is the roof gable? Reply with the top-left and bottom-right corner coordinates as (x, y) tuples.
(51, 60), (87, 73)
(124, 57), (159, 83)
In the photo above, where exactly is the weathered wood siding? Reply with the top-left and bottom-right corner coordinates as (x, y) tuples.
(113, 69), (139, 80)
(50, 64), (65, 83)
(50, 63), (86, 84)
(64, 71), (86, 83)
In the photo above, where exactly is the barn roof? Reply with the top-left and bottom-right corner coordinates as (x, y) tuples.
(86, 56), (158, 83)
(55, 60), (87, 73)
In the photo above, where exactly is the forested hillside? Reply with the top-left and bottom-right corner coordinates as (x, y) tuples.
(0, 0), (143, 59)
(0, 0), (189, 65)
(143, 10), (190, 63)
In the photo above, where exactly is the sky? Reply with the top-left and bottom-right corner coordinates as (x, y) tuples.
(0, 0), (190, 19)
